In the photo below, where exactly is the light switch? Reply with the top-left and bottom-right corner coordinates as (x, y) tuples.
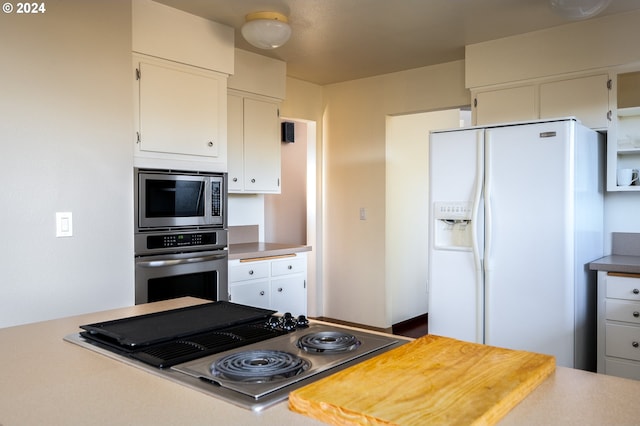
(359, 207), (367, 221)
(56, 212), (73, 237)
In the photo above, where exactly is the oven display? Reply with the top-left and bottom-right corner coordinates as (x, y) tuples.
(147, 232), (217, 249)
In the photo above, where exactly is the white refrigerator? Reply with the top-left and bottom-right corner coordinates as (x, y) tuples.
(427, 118), (603, 370)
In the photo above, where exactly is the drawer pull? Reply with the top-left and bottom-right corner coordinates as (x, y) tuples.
(633, 342), (639, 348)
(634, 289), (640, 295)
(634, 311), (640, 318)
(278, 287), (283, 292)
(259, 291), (265, 296)
(288, 265), (293, 270)
(249, 270), (254, 275)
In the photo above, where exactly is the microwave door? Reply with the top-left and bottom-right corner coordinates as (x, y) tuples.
(139, 174), (208, 228)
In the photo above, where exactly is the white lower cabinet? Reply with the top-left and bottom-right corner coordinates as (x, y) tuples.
(228, 253), (307, 315)
(597, 272), (640, 380)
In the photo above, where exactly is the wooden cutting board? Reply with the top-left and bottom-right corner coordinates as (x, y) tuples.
(289, 334), (555, 425)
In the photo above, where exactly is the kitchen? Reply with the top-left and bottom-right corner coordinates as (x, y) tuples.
(3, 0), (640, 424)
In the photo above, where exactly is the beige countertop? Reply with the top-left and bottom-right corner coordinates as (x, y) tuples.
(3, 297), (640, 425)
(589, 254), (640, 274)
(228, 242), (311, 260)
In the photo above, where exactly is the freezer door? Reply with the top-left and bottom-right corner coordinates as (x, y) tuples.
(428, 128), (484, 343)
(483, 120), (575, 366)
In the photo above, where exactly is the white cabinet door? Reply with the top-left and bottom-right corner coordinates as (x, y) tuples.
(270, 276), (306, 315)
(540, 74), (610, 130)
(243, 98), (281, 193)
(227, 93), (244, 192)
(137, 59), (225, 158)
(226, 94), (281, 193)
(229, 280), (270, 310)
(475, 86), (537, 125)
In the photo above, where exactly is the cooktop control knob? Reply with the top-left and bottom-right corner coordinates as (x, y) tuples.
(267, 316), (280, 328)
(282, 318), (298, 331)
(296, 315), (309, 327)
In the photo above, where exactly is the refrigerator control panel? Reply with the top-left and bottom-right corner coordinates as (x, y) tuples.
(433, 202), (472, 220)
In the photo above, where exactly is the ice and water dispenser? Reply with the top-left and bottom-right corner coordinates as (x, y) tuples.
(433, 202), (473, 249)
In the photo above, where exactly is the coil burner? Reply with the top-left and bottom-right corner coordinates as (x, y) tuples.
(210, 350), (310, 383)
(297, 331), (361, 353)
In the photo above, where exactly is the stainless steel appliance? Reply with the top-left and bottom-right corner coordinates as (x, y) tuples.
(135, 169), (225, 230)
(134, 168), (228, 304)
(64, 302), (406, 411)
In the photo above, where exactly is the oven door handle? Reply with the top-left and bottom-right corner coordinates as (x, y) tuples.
(136, 253), (227, 268)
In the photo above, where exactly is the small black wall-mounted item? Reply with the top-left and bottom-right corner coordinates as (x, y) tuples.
(281, 121), (295, 143)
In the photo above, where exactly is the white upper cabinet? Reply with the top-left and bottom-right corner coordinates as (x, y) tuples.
(475, 85), (537, 125)
(473, 73), (611, 129)
(136, 58), (227, 161)
(608, 68), (640, 191)
(131, 0), (233, 172)
(132, 0), (233, 75)
(540, 74), (610, 130)
(227, 50), (285, 194)
(228, 93), (281, 193)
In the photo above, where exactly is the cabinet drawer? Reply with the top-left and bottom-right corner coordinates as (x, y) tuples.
(229, 262), (269, 282)
(605, 323), (640, 361)
(605, 357), (640, 380)
(272, 257), (306, 276)
(606, 275), (640, 301)
(606, 299), (640, 324)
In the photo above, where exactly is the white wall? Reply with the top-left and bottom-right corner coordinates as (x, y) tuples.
(228, 195), (266, 241)
(265, 121), (308, 245)
(386, 109), (469, 325)
(323, 61), (469, 328)
(0, 1), (134, 328)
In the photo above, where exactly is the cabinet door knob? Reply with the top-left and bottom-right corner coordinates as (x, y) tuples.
(208, 141), (214, 147)
(277, 287), (283, 292)
(232, 177), (238, 182)
(287, 265), (293, 270)
(634, 289), (639, 295)
(248, 270), (254, 275)
(633, 341), (639, 348)
(259, 290), (265, 296)
(634, 311), (640, 318)
(251, 178), (256, 183)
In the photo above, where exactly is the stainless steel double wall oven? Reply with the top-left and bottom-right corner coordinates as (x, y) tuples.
(134, 169), (228, 304)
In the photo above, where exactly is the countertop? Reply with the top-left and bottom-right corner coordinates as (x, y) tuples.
(3, 297), (640, 425)
(589, 254), (640, 274)
(228, 242), (311, 260)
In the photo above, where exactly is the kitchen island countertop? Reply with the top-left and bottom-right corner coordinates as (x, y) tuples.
(2, 297), (640, 425)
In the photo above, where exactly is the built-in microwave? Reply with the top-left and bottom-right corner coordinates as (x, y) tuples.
(135, 169), (226, 231)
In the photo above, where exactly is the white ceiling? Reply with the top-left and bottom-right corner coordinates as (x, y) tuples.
(154, 0), (640, 85)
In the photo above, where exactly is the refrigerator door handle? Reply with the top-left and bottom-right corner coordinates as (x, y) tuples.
(472, 130), (485, 343)
(484, 130), (493, 269)
(483, 129), (493, 344)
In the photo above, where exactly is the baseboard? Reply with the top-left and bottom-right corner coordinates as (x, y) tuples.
(392, 313), (428, 335)
(314, 317), (392, 334)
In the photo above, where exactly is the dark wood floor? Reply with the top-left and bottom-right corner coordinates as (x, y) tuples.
(392, 314), (428, 339)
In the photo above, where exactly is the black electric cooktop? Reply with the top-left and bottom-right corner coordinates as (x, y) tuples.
(78, 301), (288, 368)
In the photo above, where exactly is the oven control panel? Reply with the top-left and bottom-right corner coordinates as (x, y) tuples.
(147, 232), (217, 249)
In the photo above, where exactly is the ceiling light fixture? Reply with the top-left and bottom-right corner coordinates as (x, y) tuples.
(549, 0), (612, 20)
(241, 11), (291, 50)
